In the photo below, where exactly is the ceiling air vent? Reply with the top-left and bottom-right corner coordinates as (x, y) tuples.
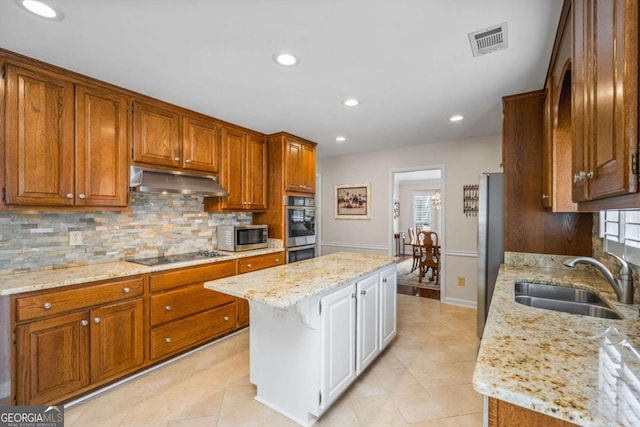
(468, 22), (508, 57)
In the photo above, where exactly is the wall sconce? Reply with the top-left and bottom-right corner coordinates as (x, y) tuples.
(431, 190), (442, 209)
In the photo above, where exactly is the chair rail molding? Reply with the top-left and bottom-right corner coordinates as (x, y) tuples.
(445, 250), (477, 258)
(320, 241), (388, 251)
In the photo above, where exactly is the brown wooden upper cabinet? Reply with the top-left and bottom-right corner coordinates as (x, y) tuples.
(3, 63), (129, 208)
(132, 100), (221, 174)
(205, 126), (267, 211)
(542, 1), (577, 212)
(571, 0), (638, 206)
(286, 136), (316, 194)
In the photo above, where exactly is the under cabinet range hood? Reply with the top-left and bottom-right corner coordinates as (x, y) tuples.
(129, 166), (228, 197)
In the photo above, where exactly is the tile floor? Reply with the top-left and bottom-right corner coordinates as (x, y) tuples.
(64, 295), (482, 426)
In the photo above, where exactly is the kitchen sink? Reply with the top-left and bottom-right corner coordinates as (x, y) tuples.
(515, 281), (606, 304)
(514, 281), (622, 320)
(514, 295), (622, 319)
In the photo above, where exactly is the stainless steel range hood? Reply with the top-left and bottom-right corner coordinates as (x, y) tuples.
(129, 166), (228, 197)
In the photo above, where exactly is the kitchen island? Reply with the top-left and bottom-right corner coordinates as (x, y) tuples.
(204, 252), (397, 426)
(473, 253), (640, 426)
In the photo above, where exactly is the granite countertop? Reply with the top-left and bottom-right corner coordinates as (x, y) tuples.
(473, 262), (640, 426)
(204, 252), (396, 309)
(0, 247), (284, 296)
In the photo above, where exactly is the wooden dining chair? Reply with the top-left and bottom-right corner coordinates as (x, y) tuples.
(404, 227), (421, 271)
(417, 231), (440, 284)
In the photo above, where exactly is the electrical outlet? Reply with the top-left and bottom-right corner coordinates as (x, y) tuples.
(69, 231), (82, 246)
(457, 276), (465, 287)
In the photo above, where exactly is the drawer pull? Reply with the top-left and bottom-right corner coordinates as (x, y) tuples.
(223, 316), (229, 321)
(165, 305), (172, 311)
(247, 264), (252, 268)
(80, 320), (88, 327)
(94, 317), (101, 324)
(123, 287), (131, 293)
(43, 302), (52, 310)
(165, 337), (172, 343)
(275, 258), (280, 262)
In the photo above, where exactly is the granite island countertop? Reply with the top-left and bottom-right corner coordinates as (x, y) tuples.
(204, 252), (396, 309)
(0, 247), (283, 296)
(473, 260), (640, 426)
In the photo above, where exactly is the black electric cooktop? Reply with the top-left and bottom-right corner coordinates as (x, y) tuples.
(127, 250), (227, 266)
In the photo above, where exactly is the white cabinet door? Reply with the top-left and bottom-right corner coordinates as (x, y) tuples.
(356, 274), (380, 375)
(320, 283), (356, 410)
(379, 265), (397, 349)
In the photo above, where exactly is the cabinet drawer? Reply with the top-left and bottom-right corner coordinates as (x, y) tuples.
(150, 303), (236, 360)
(15, 277), (144, 322)
(238, 252), (285, 274)
(149, 261), (235, 292)
(150, 285), (235, 326)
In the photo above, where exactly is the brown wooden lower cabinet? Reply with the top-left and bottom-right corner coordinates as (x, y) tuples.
(15, 296), (144, 405)
(12, 252), (285, 405)
(237, 298), (250, 327)
(489, 397), (579, 427)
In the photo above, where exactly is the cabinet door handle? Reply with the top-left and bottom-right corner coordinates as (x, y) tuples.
(542, 194), (549, 200)
(78, 193), (86, 199)
(383, 278), (387, 283)
(43, 302), (52, 310)
(185, 159), (192, 163)
(360, 290), (366, 295)
(165, 305), (172, 311)
(123, 287), (131, 293)
(94, 317), (101, 324)
(586, 171), (594, 179)
(66, 193), (74, 199)
(174, 157), (180, 161)
(165, 337), (172, 343)
(223, 316), (229, 321)
(80, 320), (89, 327)
(573, 171), (587, 183)
(351, 293), (356, 298)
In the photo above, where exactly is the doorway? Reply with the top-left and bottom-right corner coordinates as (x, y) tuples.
(389, 166), (445, 301)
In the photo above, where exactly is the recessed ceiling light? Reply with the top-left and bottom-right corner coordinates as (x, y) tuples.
(16, 0), (63, 20)
(273, 53), (298, 66)
(343, 99), (359, 107)
(336, 136), (346, 143)
(449, 115), (464, 122)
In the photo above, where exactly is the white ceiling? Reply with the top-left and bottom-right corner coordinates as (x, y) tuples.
(0, 0), (562, 158)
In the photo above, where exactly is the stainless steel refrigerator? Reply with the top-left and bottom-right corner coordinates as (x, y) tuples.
(477, 173), (505, 338)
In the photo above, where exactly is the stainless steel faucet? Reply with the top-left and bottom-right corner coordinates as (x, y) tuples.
(563, 253), (634, 304)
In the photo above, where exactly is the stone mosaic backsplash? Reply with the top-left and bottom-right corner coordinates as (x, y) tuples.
(0, 193), (252, 275)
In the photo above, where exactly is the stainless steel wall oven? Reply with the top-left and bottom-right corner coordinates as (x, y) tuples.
(285, 196), (316, 262)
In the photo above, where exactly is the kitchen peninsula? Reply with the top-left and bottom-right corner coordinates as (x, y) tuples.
(204, 252), (397, 426)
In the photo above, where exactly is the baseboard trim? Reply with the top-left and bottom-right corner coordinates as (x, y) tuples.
(444, 297), (477, 309)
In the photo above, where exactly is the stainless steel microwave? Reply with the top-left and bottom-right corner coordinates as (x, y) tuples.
(217, 225), (268, 252)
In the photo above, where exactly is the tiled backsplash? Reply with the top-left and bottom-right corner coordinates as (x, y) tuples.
(0, 194), (252, 275)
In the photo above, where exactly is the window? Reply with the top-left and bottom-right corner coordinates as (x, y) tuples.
(413, 192), (433, 230)
(600, 210), (640, 265)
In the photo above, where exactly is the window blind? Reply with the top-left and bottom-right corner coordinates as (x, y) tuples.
(413, 193), (432, 230)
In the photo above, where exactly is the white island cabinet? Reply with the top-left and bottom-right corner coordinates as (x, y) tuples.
(204, 252), (397, 426)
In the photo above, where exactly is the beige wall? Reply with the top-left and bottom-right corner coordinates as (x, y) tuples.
(318, 134), (502, 306)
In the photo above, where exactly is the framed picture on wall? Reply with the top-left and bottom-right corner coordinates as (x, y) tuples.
(335, 183), (371, 219)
